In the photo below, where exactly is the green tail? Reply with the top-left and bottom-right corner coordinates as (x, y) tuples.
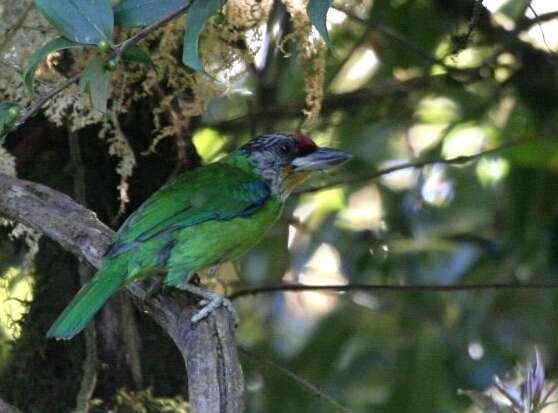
(47, 259), (126, 340)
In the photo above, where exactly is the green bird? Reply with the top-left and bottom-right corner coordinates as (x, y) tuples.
(47, 131), (351, 339)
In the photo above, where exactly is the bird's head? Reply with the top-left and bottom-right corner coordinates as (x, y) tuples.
(240, 131), (351, 200)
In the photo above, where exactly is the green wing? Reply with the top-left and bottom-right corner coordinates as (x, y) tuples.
(105, 162), (270, 258)
(47, 161), (271, 340)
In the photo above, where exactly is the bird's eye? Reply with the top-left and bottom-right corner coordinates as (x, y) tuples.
(279, 144), (290, 154)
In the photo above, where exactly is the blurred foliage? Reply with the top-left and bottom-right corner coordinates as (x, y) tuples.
(108, 388), (189, 413)
(2, 0), (558, 412)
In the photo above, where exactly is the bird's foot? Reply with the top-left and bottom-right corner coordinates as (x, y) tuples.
(179, 283), (239, 327)
(194, 293), (238, 326)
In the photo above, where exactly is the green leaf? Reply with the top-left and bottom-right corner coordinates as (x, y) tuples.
(122, 46), (156, 68)
(79, 58), (110, 113)
(182, 0), (225, 73)
(307, 0), (332, 46)
(0, 102), (23, 137)
(114, 0), (187, 27)
(34, 0), (114, 44)
(23, 37), (83, 92)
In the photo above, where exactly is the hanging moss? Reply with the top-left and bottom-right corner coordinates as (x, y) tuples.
(108, 388), (190, 413)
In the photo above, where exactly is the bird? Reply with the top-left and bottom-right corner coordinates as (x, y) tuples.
(47, 131), (351, 339)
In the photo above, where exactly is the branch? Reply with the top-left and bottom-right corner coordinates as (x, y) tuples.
(11, 1), (192, 131)
(0, 172), (244, 412)
(228, 281), (558, 300)
(295, 135), (541, 195)
(0, 173), (112, 266)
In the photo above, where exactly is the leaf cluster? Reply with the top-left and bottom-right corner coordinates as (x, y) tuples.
(0, 0), (332, 134)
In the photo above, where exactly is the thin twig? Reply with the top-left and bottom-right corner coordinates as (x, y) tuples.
(74, 263), (98, 413)
(324, 26), (373, 90)
(13, 71), (81, 129)
(526, 4), (554, 54)
(517, 10), (558, 31)
(540, 382), (558, 407)
(450, 0), (484, 54)
(239, 346), (355, 413)
(0, 2), (34, 53)
(333, 5), (441, 66)
(11, 1), (192, 131)
(333, 4), (483, 77)
(68, 127), (98, 413)
(0, 59), (23, 74)
(114, 0), (190, 54)
(295, 135), (542, 195)
(229, 281), (558, 300)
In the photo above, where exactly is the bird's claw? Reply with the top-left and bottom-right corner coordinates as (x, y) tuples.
(178, 283), (239, 327)
(191, 292), (239, 326)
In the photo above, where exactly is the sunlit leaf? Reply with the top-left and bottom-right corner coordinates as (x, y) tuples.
(114, 0), (187, 27)
(34, 0), (114, 44)
(23, 37), (83, 92)
(182, 0), (225, 73)
(307, 0), (332, 46)
(79, 58), (110, 113)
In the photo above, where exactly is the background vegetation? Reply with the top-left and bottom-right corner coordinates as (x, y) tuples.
(1, 0), (558, 412)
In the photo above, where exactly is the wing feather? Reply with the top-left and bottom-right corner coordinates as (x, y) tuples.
(105, 162), (270, 258)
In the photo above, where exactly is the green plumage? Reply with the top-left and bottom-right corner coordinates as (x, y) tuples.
(47, 152), (282, 339)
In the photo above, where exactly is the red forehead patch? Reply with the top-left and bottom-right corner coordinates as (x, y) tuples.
(294, 130), (317, 153)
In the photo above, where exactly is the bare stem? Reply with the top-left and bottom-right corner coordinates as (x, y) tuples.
(68, 128), (98, 413)
(229, 281), (558, 300)
(13, 72), (81, 129)
(240, 346), (353, 413)
(114, 1), (191, 54)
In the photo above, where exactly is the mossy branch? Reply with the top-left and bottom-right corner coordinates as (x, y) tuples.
(0, 172), (244, 413)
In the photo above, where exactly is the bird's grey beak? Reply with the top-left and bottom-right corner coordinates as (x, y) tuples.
(291, 147), (352, 172)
